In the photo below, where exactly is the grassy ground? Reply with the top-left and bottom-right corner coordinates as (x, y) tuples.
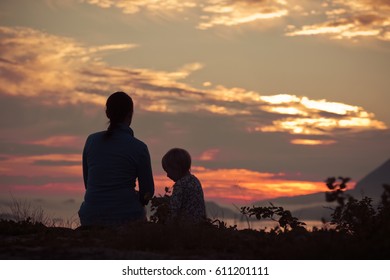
(1, 219), (389, 260)
(2, 183), (389, 260)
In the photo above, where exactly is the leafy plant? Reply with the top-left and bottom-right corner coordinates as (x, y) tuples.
(240, 203), (306, 232)
(378, 184), (390, 215)
(209, 218), (238, 230)
(324, 176), (351, 206)
(149, 187), (171, 224)
(325, 177), (390, 237)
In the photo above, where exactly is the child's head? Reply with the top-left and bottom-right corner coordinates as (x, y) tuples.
(162, 148), (191, 182)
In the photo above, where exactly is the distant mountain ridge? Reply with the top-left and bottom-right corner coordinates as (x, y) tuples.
(251, 158), (390, 220)
(350, 158), (390, 200)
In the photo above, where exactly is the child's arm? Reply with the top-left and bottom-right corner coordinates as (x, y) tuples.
(168, 184), (183, 223)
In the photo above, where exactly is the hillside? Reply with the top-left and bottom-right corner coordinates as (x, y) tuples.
(350, 158), (390, 200)
(2, 159), (389, 260)
(1, 219), (389, 260)
(251, 158), (390, 220)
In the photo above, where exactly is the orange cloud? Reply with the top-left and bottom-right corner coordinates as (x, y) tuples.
(290, 139), (337, 146)
(25, 136), (84, 148)
(197, 149), (220, 161)
(2, 164), (326, 205)
(0, 154), (81, 177)
(82, 0), (197, 14)
(4, 182), (83, 196)
(155, 166), (327, 204)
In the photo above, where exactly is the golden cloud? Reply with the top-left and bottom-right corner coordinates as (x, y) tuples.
(197, 103), (251, 115)
(256, 115), (387, 136)
(286, 0), (390, 41)
(260, 94), (301, 104)
(260, 105), (309, 116)
(82, 0), (289, 29)
(0, 26), (205, 109)
(198, 0), (289, 29)
(0, 26), (136, 106)
(254, 94), (387, 139)
(0, 26), (387, 144)
(81, 0), (197, 14)
(80, 0), (390, 41)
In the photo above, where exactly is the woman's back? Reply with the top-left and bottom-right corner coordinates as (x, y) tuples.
(84, 126), (142, 195)
(78, 92), (154, 226)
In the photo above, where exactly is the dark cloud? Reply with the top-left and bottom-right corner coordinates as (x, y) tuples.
(0, 57), (17, 65)
(287, 0), (390, 41)
(0, 94), (101, 133)
(62, 199), (76, 205)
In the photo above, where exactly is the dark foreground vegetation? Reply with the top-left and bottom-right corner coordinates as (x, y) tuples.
(1, 179), (389, 260)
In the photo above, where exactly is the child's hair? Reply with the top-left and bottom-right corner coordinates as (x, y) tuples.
(162, 148), (191, 175)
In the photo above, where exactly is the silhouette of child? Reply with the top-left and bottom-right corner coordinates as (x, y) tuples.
(162, 148), (206, 224)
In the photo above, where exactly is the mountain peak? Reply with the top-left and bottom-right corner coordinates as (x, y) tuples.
(352, 158), (390, 199)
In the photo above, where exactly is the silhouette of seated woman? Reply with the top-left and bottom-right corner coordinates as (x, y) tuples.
(78, 91), (154, 226)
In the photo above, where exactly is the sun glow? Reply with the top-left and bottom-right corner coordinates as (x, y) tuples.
(291, 139), (337, 146)
(260, 94), (301, 105)
(300, 97), (359, 115)
(155, 166), (327, 204)
(260, 105), (309, 116)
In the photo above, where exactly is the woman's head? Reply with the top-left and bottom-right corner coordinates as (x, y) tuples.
(106, 91), (134, 127)
(162, 148), (191, 182)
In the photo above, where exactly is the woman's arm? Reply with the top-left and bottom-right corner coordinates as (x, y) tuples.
(82, 137), (89, 190)
(137, 144), (155, 205)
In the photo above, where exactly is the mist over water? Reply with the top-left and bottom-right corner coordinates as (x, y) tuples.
(0, 194), (325, 231)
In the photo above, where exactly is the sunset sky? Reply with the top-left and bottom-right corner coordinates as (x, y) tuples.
(0, 0), (389, 218)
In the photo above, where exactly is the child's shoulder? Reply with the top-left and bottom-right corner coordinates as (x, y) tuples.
(190, 174), (201, 183)
(175, 173), (199, 186)
(187, 174), (202, 189)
